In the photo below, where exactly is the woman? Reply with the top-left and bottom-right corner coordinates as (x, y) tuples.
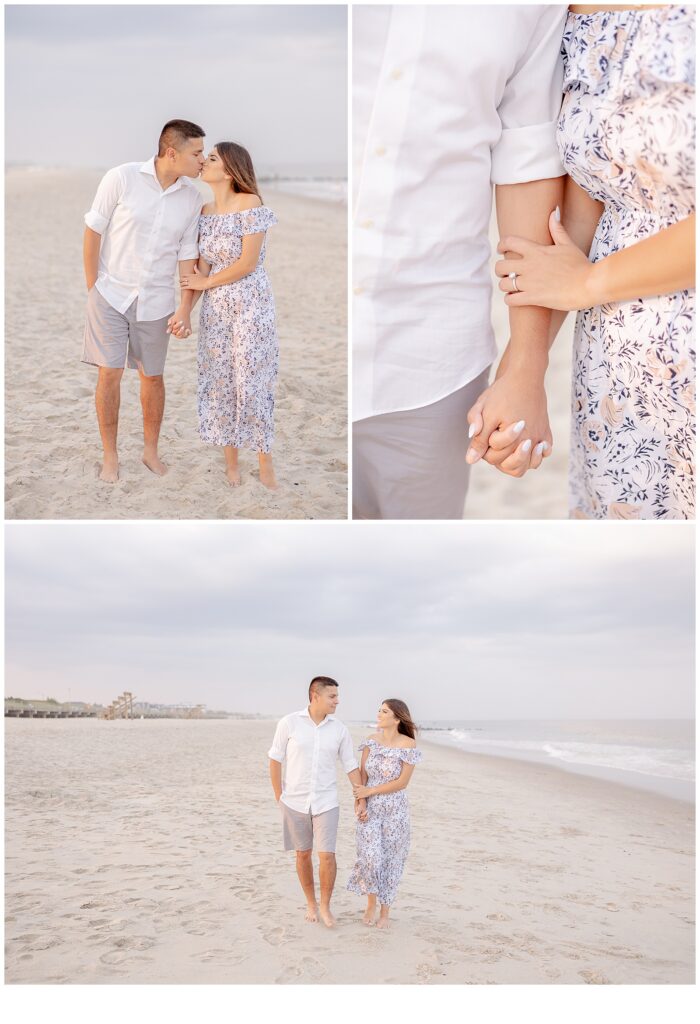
(347, 699), (422, 929)
(473, 5), (695, 519)
(179, 143), (279, 489)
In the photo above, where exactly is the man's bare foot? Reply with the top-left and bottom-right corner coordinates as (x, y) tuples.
(376, 915), (390, 930)
(99, 456), (119, 484)
(304, 904), (319, 923)
(226, 465), (241, 487)
(319, 906), (336, 929)
(362, 909), (376, 926)
(142, 451), (168, 476)
(258, 456), (278, 490)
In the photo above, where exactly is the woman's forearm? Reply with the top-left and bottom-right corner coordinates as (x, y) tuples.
(367, 779), (406, 796)
(589, 214), (695, 306)
(206, 259), (256, 289)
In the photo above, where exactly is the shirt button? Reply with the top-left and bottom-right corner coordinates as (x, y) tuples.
(390, 68), (403, 80)
(374, 146), (387, 157)
(359, 219), (374, 229)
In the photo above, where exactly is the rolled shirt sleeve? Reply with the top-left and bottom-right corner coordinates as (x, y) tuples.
(268, 717), (290, 763)
(491, 5), (567, 184)
(177, 201), (201, 261)
(339, 725), (360, 774)
(84, 165), (125, 235)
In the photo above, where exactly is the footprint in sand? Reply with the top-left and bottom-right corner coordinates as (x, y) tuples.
(276, 956), (327, 982)
(579, 969), (611, 984)
(486, 913), (511, 922)
(195, 947), (247, 967)
(99, 951), (155, 967)
(263, 926), (286, 946)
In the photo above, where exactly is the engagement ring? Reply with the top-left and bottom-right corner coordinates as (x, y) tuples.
(508, 272), (520, 293)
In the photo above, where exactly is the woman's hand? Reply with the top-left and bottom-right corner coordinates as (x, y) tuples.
(496, 209), (601, 312)
(355, 797), (368, 822)
(179, 265), (210, 291)
(353, 784), (372, 800)
(166, 307), (192, 339)
(466, 363), (552, 476)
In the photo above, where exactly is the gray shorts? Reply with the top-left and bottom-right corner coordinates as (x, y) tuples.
(352, 368), (491, 520)
(82, 286), (172, 377)
(279, 802), (340, 853)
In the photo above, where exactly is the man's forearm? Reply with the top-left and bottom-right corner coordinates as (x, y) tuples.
(347, 768), (362, 788)
(83, 228), (101, 290)
(495, 177), (565, 374)
(269, 759), (283, 801)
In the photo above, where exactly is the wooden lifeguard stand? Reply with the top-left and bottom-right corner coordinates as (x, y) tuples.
(103, 691), (134, 720)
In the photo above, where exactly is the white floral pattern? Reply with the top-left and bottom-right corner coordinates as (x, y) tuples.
(346, 739), (422, 907)
(197, 207), (279, 452)
(558, 6), (695, 519)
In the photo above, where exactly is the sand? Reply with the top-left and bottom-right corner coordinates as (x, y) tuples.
(5, 718), (694, 985)
(5, 169), (347, 520)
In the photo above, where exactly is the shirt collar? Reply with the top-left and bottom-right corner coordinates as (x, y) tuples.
(139, 156), (186, 194)
(299, 706), (334, 725)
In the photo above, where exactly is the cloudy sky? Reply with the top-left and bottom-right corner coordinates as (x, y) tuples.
(5, 523), (695, 721)
(5, 5), (346, 173)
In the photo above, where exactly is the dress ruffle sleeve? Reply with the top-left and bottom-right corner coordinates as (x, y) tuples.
(239, 206), (277, 236)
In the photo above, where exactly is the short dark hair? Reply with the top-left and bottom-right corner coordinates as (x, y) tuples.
(309, 676), (339, 701)
(158, 119), (205, 157)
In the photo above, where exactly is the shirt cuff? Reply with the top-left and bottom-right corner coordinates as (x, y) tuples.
(268, 748), (284, 762)
(491, 120), (565, 185)
(343, 759), (360, 773)
(177, 246), (200, 261)
(84, 210), (109, 234)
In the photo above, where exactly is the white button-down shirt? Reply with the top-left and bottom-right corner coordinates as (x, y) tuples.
(353, 4), (567, 421)
(268, 708), (359, 814)
(84, 158), (202, 322)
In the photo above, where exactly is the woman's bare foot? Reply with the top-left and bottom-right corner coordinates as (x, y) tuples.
(225, 465), (241, 487)
(99, 455), (119, 484)
(142, 450), (168, 476)
(376, 912), (390, 930)
(258, 453), (278, 490)
(362, 909), (376, 926)
(319, 905), (336, 929)
(304, 903), (319, 923)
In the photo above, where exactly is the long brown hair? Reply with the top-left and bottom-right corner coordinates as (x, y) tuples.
(382, 698), (417, 740)
(215, 141), (262, 201)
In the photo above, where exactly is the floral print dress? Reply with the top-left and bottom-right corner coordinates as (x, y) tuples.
(558, 7), (695, 519)
(197, 207), (278, 452)
(347, 739), (422, 907)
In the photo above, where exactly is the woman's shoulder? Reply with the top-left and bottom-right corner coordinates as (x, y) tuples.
(234, 193), (263, 212)
(396, 736), (416, 749)
(365, 731), (382, 743)
(201, 201), (216, 215)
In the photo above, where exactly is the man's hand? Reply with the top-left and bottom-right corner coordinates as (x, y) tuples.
(167, 307), (192, 339)
(353, 784), (372, 800)
(466, 361), (552, 477)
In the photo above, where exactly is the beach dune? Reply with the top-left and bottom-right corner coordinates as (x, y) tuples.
(5, 719), (694, 984)
(5, 169), (347, 520)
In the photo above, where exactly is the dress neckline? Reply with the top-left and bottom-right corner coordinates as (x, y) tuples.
(201, 206), (269, 218)
(368, 737), (417, 752)
(569, 4), (686, 17)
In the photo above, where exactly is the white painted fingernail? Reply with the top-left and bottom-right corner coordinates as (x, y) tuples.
(555, 206), (561, 222)
(521, 439), (532, 454)
(535, 442), (545, 456)
(466, 448), (480, 465)
(511, 420), (525, 436)
(468, 423), (476, 439)
(542, 441), (550, 452)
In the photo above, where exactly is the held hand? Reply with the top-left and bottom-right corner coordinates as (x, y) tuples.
(353, 784), (371, 800)
(496, 210), (599, 311)
(466, 366), (552, 477)
(355, 798), (368, 822)
(179, 265), (209, 291)
(166, 308), (192, 339)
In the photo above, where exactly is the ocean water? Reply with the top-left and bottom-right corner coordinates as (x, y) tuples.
(421, 720), (695, 803)
(265, 177), (347, 204)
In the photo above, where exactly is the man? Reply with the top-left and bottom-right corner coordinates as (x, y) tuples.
(268, 677), (363, 928)
(352, 5), (568, 518)
(82, 119), (205, 483)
